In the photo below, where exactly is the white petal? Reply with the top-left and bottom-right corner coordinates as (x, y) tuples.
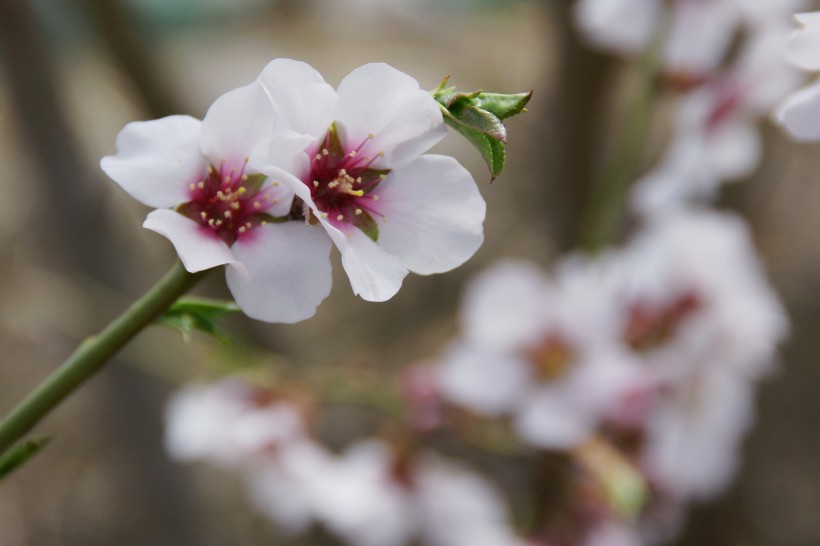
(374, 155), (486, 275)
(328, 226), (408, 302)
(572, 0), (657, 54)
(515, 389), (596, 449)
(257, 59), (337, 137)
(663, 0), (738, 75)
(200, 80), (274, 165)
(226, 222), (333, 323)
(707, 118), (761, 181)
(335, 63), (447, 169)
(459, 260), (551, 351)
(436, 343), (530, 416)
(787, 20), (820, 70)
(100, 116), (206, 208)
(143, 209), (236, 273)
(775, 80), (820, 141)
(250, 131), (315, 182)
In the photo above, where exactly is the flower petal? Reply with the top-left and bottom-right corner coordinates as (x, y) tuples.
(143, 209), (236, 272)
(200, 80), (274, 165)
(335, 63), (447, 169)
(326, 225), (408, 302)
(515, 389), (597, 449)
(257, 59), (337, 138)
(100, 116), (206, 208)
(786, 13), (820, 70)
(374, 155), (485, 275)
(225, 222), (333, 323)
(775, 79), (820, 141)
(436, 343), (530, 416)
(459, 260), (551, 351)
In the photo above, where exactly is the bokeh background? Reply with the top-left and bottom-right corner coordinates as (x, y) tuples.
(0, 0), (819, 544)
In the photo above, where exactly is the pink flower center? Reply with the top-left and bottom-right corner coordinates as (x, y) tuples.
(623, 292), (702, 351)
(177, 159), (280, 246)
(526, 334), (576, 382)
(300, 123), (390, 241)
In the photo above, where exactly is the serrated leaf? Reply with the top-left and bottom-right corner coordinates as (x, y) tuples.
(448, 102), (507, 142)
(470, 92), (532, 120)
(157, 297), (241, 344)
(443, 116), (506, 179)
(0, 437), (51, 481)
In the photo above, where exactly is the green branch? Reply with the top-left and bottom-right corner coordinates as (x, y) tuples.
(0, 261), (206, 458)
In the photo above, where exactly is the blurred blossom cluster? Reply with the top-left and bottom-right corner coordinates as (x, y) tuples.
(437, 209), (786, 544)
(157, 2), (803, 546)
(576, 0), (806, 215)
(165, 208), (786, 545)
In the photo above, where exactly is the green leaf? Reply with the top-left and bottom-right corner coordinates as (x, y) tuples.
(442, 114), (506, 180)
(470, 92), (532, 120)
(432, 81), (531, 179)
(447, 102), (507, 142)
(156, 297), (242, 343)
(0, 437), (51, 481)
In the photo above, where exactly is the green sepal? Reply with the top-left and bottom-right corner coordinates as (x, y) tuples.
(323, 122), (346, 163)
(0, 437), (51, 481)
(242, 173), (268, 194)
(433, 78), (531, 180)
(156, 296), (242, 343)
(351, 208), (380, 241)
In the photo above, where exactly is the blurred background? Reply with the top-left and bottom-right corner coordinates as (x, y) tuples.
(0, 0), (819, 544)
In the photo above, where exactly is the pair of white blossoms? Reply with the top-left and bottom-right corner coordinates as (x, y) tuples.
(102, 60), (486, 323)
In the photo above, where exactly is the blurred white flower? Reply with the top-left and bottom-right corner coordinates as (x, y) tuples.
(164, 379), (306, 469)
(101, 65), (334, 323)
(641, 365), (755, 500)
(619, 210), (788, 383)
(437, 259), (645, 449)
(251, 60), (485, 303)
(633, 22), (802, 216)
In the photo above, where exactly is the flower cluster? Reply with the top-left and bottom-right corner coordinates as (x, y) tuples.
(434, 209), (786, 543)
(102, 60), (485, 323)
(165, 379), (526, 546)
(574, 0), (804, 216)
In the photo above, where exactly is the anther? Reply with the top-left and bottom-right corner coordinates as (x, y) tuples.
(238, 226), (247, 233)
(231, 202), (240, 210)
(372, 195), (380, 201)
(254, 202), (261, 209)
(322, 149), (329, 156)
(321, 212), (328, 218)
(355, 208), (363, 215)
(314, 181), (320, 188)
(337, 214), (344, 221)
(224, 210), (232, 218)
(198, 182), (205, 189)
(189, 183), (196, 191)
(200, 212), (208, 220)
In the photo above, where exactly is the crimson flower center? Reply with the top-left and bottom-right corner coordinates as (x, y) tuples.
(301, 124), (390, 241)
(177, 159), (279, 246)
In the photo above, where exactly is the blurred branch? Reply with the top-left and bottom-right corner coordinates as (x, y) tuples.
(0, 0), (118, 281)
(84, 0), (185, 118)
(578, 45), (659, 252)
(541, 0), (616, 252)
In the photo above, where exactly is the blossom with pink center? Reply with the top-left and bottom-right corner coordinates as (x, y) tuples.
(632, 20), (802, 216)
(164, 379), (307, 469)
(101, 67), (333, 323)
(574, 0), (804, 79)
(775, 12), (820, 140)
(251, 60), (486, 302)
(617, 210), (788, 383)
(436, 259), (646, 450)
